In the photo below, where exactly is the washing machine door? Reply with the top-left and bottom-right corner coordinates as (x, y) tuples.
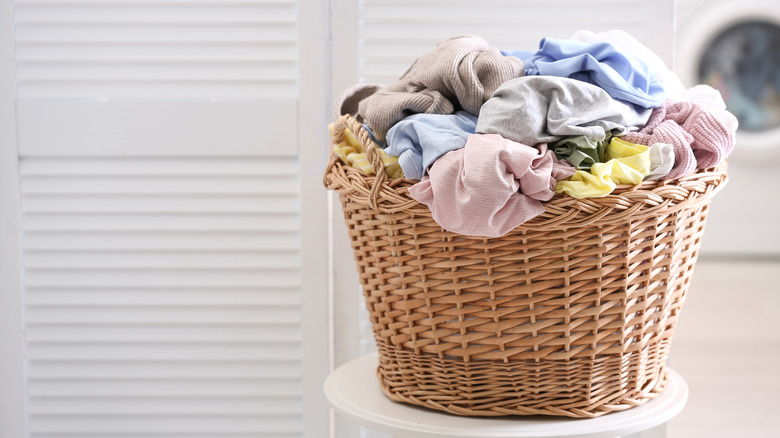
(677, 0), (780, 256)
(677, 0), (780, 155)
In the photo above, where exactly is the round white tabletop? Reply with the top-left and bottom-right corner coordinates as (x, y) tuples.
(324, 353), (688, 438)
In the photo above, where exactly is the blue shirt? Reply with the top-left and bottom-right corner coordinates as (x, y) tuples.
(385, 111), (479, 180)
(521, 38), (666, 109)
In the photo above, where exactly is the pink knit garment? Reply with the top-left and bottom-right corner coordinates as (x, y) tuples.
(623, 101), (733, 180)
(408, 134), (576, 238)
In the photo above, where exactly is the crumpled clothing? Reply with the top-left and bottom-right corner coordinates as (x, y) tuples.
(555, 137), (674, 198)
(358, 35), (524, 141)
(607, 137), (675, 181)
(329, 124), (403, 179)
(569, 29), (687, 101)
(361, 89), (455, 141)
(622, 100), (734, 179)
(550, 129), (621, 170)
(644, 142), (676, 180)
(385, 111), (478, 180)
(523, 37), (667, 109)
(408, 134), (576, 237)
(476, 76), (646, 147)
(333, 83), (381, 120)
(501, 49), (535, 59)
(673, 84), (739, 135)
(555, 158), (644, 198)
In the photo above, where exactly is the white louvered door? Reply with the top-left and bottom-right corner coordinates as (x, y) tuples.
(1, 1), (330, 437)
(329, 1), (674, 437)
(20, 158), (306, 437)
(13, 0), (300, 155)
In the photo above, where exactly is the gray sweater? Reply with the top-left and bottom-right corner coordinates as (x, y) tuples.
(476, 76), (651, 146)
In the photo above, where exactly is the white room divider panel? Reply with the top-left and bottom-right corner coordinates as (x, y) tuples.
(0, 0), (331, 437)
(20, 157), (305, 437)
(12, 0), (300, 156)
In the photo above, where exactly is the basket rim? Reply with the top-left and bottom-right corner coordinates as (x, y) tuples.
(324, 114), (729, 231)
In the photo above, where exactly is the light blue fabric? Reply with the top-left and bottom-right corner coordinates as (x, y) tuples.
(523, 38), (666, 109)
(385, 111), (478, 180)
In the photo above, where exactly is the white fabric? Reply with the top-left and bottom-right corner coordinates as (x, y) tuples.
(676, 84), (739, 135)
(646, 142), (676, 181)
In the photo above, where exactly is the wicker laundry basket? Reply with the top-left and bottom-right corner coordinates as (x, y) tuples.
(324, 114), (728, 418)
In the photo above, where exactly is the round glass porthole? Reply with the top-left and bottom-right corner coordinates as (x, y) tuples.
(698, 21), (780, 133)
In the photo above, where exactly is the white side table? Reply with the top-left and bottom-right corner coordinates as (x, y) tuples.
(324, 353), (688, 438)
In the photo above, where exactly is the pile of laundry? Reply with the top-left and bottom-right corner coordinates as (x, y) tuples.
(330, 30), (737, 237)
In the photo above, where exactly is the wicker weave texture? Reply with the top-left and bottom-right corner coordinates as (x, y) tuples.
(376, 339), (670, 417)
(325, 114), (728, 418)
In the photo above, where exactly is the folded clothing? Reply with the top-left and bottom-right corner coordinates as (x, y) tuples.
(476, 76), (648, 147)
(358, 35), (524, 141)
(408, 134), (576, 237)
(385, 111), (478, 180)
(330, 124), (403, 179)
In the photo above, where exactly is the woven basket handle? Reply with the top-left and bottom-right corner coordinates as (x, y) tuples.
(324, 114), (388, 209)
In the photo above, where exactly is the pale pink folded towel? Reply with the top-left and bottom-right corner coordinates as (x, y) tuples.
(623, 100), (734, 179)
(408, 134), (576, 238)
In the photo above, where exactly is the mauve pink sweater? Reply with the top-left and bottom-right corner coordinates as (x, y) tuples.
(408, 134), (575, 238)
(623, 100), (734, 179)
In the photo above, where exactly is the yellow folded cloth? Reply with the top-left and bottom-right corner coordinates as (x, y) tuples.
(555, 137), (651, 198)
(329, 124), (403, 179)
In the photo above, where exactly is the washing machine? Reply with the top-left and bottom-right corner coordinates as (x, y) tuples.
(676, 0), (780, 256)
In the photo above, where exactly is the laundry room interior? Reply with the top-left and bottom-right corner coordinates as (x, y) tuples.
(0, 1), (778, 437)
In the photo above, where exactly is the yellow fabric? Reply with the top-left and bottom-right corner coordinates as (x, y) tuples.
(329, 124), (403, 179)
(555, 137), (652, 198)
(604, 137), (651, 173)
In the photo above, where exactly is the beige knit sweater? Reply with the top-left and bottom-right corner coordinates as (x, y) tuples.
(358, 35), (524, 141)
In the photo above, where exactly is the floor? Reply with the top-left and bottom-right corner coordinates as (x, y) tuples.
(666, 258), (780, 438)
